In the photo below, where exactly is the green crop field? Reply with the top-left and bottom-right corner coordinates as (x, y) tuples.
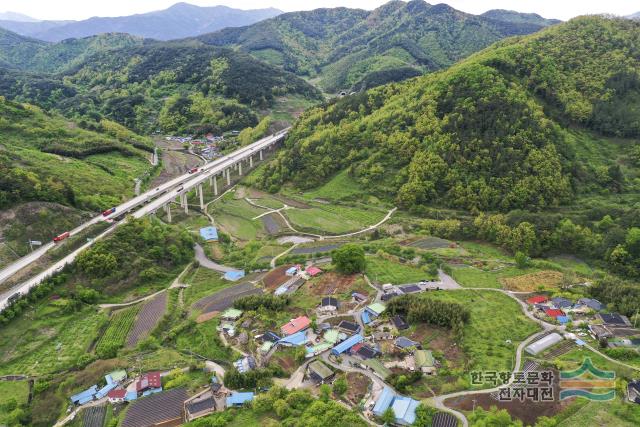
(449, 265), (543, 289)
(175, 319), (237, 362)
(300, 169), (366, 201)
(428, 290), (540, 378)
(365, 256), (431, 284)
(209, 196), (266, 240)
(0, 380), (29, 424)
(94, 305), (140, 357)
(285, 203), (386, 235)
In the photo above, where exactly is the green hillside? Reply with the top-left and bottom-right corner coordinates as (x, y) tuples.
(259, 16), (640, 212)
(0, 96), (153, 210)
(0, 40), (322, 134)
(198, 0), (553, 92)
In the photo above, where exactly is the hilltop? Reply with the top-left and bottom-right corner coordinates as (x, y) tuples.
(0, 3), (282, 42)
(197, 0), (556, 92)
(258, 16), (640, 212)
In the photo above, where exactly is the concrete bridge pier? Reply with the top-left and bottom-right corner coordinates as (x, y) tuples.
(226, 169), (231, 185)
(213, 175), (218, 196)
(238, 161), (243, 176)
(198, 184), (204, 210)
(259, 150), (263, 161)
(249, 156), (253, 168)
(165, 203), (172, 223)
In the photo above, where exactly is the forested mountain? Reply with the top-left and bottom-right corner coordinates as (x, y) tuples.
(197, 0), (556, 92)
(0, 30), (144, 73)
(0, 12), (39, 22)
(0, 40), (322, 134)
(481, 9), (561, 26)
(0, 3), (282, 42)
(259, 16), (640, 213)
(0, 96), (154, 211)
(628, 12), (640, 20)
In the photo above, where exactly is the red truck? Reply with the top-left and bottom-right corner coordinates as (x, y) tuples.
(53, 231), (70, 242)
(188, 167), (199, 174)
(102, 207), (116, 216)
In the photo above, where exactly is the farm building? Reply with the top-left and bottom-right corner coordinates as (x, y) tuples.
(362, 310), (372, 325)
(136, 372), (162, 393)
(414, 350), (435, 374)
(399, 284), (421, 294)
(95, 382), (117, 399)
(70, 385), (98, 405)
(526, 295), (548, 304)
(319, 297), (339, 314)
(308, 361), (334, 384)
(184, 389), (217, 422)
(122, 387), (188, 427)
(106, 370), (127, 384)
(363, 359), (391, 379)
(234, 356), (256, 373)
(281, 316), (311, 336)
(351, 343), (378, 359)
(544, 308), (565, 318)
(577, 298), (604, 311)
(365, 302), (386, 318)
(331, 334), (364, 355)
(598, 313), (631, 326)
(199, 227), (219, 241)
(352, 292), (367, 302)
(395, 336), (420, 350)
(275, 277), (305, 296)
(372, 387), (420, 425)
(392, 315), (409, 330)
(551, 297), (573, 309)
(221, 308), (243, 321)
(305, 266), (322, 277)
(107, 389), (126, 403)
(286, 265), (302, 276)
(525, 333), (563, 355)
(226, 392), (254, 407)
(337, 320), (360, 334)
(279, 330), (308, 346)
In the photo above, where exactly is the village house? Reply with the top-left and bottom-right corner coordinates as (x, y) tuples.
(308, 360), (334, 384)
(318, 297), (339, 314)
(281, 316), (311, 336)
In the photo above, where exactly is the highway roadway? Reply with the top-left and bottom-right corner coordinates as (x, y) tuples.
(0, 130), (288, 311)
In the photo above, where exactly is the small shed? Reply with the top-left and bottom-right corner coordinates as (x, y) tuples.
(306, 266), (322, 277)
(226, 392), (254, 407)
(199, 227), (219, 241)
(414, 350), (435, 374)
(395, 336), (420, 350)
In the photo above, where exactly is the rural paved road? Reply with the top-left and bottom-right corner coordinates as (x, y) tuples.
(194, 243), (240, 273)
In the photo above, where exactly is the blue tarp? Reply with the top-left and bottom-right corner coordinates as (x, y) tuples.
(200, 226), (219, 241)
(70, 385), (98, 404)
(361, 310), (371, 325)
(373, 387), (395, 416)
(95, 383), (117, 399)
(331, 334), (364, 355)
(575, 339), (586, 346)
(224, 270), (245, 281)
(278, 331), (307, 346)
(226, 392), (254, 406)
(125, 391), (138, 401)
(557, 315), (571, 324)
(286, 266), (298, 275)
(142, 388), (163, 397)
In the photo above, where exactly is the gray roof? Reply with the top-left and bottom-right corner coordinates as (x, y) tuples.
(395, 336), (419, 348)
(551, 297), (573, 308)
(577, 298), (604, 311)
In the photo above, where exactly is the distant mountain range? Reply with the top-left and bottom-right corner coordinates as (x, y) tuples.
(0, 3), (282, 41)
(198, 0), (560, 92)
(628, 12), (640, 20)
(0, 11), (39, 22)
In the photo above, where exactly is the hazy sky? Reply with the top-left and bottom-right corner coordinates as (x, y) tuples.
(2, 0), (637, 21)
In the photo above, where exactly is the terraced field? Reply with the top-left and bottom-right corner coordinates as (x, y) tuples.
(82, 405), (107, 427)
(95, 305), (140, 356)
(126, 292), (167, 347)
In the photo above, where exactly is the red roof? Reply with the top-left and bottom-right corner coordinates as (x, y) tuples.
(350, 343), (364, 353)
(527, 295), (548, 304)
(281, 316), (311, 336)
(136, 372), (162, 391)
(107, 389), (126, 399)
(306, 266), (322, 276)
(545, 308), (565, 318)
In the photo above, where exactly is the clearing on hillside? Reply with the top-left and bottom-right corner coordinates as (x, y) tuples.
(500, 270), (564, 291)
(127, 292), (167, 347)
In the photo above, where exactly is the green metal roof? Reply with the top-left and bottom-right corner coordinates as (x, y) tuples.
(222, 308), (243, 319)
(363, 359), (391, 379)
(309, 361), (333, 379)
(367, 302), (386, 315)
(108, 369), (127, 382)
(324, 329), (339, 344)
(414, 350), (434, 368)
(260, 341), (274, 352)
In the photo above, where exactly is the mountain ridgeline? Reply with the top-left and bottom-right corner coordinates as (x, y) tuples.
(0, 3), (282, 42)
(259, 16), (640, 212)
(198, 0), (558, 92)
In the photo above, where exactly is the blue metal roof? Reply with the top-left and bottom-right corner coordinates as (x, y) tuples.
(95, 383), (117, 399)
(142, 388), (163, 397)
(361, 310), (371, 324)
(224, 270), (245, 281)
(70, 385), (98, 404)
(226, 392), (254, 406)
(125, 391), (138, 401)
(557, 315), (571, 324)
(331, 334), (363, 355)
(392, 395), (420, 425)
(373, 387), (395, 416)
(278, 331), (307, 346)
(200, 226), (219, 241)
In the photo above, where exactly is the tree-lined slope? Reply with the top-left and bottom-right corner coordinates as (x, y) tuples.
(198, 0), (557, 92)
(258, 16), (640, 212)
